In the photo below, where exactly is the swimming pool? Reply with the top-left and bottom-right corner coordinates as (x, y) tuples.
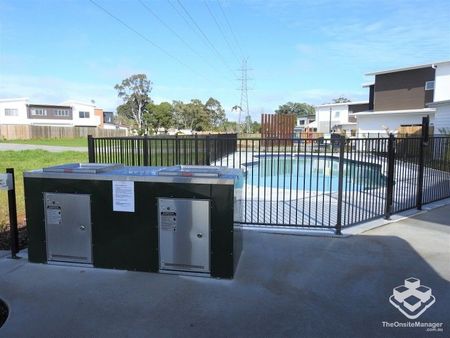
(244, 155), (385, 192)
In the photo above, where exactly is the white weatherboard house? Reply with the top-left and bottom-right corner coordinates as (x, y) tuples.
(0, 98), (101, 127)
(355, 60), (450, 135)
(293, 114), (316, 136)
(314, 101), (369, 135)
(427, 61), (450, 133)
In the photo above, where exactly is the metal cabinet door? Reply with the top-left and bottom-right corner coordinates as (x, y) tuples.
(158, 198), (210, 273)
(44, 193), (92, 264)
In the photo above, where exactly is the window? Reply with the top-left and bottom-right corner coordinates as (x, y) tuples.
(55, 109), (70, 117)
(4, 108), (18, 116)
(334, 111), (340, 118)
(299, 120), (305, 125)
(31, 108), (47, 116)
(79, 111), (90, 118)
(425, 81), (435, 91)
(104, 113), (114, 124)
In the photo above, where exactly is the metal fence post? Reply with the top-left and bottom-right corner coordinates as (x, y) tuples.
(384, 134), (395, 219)
(205, 134), (211, 165)
(416, 116), (429, 210)
(175, 134), (179, 165)
(335, 135), (346, 235)
(143, 135), (149, 166)
(194, 134), (199, 165)
(6, 168), (19, 258)
(232, 133), (238, 153)
(87, 135), (95, 163)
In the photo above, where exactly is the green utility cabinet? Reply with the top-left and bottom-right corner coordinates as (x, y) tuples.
(24, 164), (243, 279)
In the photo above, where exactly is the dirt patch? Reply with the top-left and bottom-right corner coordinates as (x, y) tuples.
(0, 226), (28, 251)
(0, 299), (8, 328)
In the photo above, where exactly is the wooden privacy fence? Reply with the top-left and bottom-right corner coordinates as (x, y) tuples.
(0, 124), (128, 140)
(397, 124), (434, 138)
(261, 114), (296, 146)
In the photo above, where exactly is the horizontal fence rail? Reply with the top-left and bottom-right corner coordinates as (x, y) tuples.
(88, 134), (450, 233)
(88, 134), (237, 166)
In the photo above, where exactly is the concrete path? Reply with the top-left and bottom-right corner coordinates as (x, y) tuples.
(0, 206), (449, 337)
(0, 143), (87, 152)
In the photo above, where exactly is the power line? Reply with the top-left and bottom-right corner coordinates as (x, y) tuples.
(138, 0), (232, 81)
(173, 0), (236, 75)
(203, 0), (240, 64)
(88, 0), (213, 84)
(216, 0), (245, 58)
(167, 0), (201, 39)
(166, 0), (235, 77)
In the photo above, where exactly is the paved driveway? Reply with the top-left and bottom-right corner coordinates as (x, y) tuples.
(0, 205), (449, 337)
(0, 143), (87, 152)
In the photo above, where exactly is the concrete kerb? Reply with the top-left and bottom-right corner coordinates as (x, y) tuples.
(342, 197), (450, 235)
(237, 224), (340, 238)
(236, 197), (450, 238)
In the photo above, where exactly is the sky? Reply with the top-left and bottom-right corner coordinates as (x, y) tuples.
(1, 0), (450, 121)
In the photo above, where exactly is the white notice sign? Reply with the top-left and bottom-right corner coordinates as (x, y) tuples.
(112, 181), (135, 212)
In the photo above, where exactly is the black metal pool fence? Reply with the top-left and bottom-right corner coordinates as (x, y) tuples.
(88, 134), (450, 234)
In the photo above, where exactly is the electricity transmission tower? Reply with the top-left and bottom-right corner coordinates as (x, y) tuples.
(237, 58), (252, 133)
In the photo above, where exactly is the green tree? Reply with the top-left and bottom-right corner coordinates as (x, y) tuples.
(115, 102), (135, 127)
(144, 102), (174, 134)
(172, 100), (187, 130)
(332, 96), (351, 103)
(204, 97), (226, 129)
(187, 99), (210, 131)
(115, 74), (152, 134)
(220, 120), (238, 133)
(172, 99), (210, 131)
(275, 102), (315, 117)
(251, 121), (261, 133)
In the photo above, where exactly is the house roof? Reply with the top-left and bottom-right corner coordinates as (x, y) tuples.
(365, 60), (450, 76)
(361, 82), (374, 88)
(427, 100), (450, 107)
(0, 97), (29, 102)
(298, 114), (315, 118)
(354, 108), (435, 116)
(28, 104), (72, 109)
(315, 101), (369, 108)
(61, 100), (96, 107)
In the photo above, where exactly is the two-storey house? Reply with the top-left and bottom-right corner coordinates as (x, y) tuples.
(0, 98), (101, 127)
(314, 101), (369, 135)
(356, 60), (450, 135)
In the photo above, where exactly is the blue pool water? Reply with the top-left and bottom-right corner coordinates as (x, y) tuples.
(244, 155), (385, 192)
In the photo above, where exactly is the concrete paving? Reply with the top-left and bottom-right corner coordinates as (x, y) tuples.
(0, 206), (449, 337)
(0, 143), (87, 152)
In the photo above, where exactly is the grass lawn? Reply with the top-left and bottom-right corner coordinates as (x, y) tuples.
(0, 137), (87, 147)
(0, 150), (88, 230)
